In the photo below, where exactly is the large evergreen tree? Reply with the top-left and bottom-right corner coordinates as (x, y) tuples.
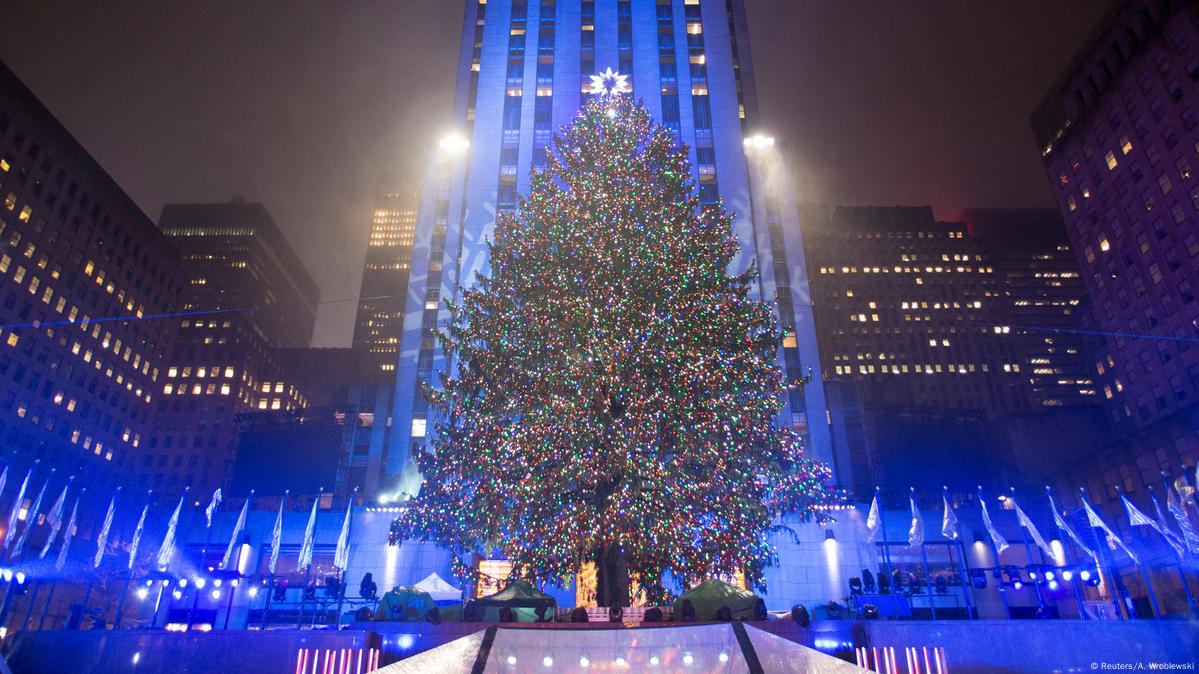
(390, 94), (841, 606)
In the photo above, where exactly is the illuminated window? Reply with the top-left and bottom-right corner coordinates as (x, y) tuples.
(1105, 151), (1118, 170)
(412, 418), (427, 437)
(1120, 136), (1133, 154)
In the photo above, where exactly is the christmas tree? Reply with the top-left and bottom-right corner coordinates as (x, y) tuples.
(391, 91), (842, 606)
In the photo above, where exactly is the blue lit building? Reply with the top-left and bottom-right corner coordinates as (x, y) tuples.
(387, 0), (842, 499)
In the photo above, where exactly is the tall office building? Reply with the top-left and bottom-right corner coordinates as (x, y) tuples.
(0, 62), (184, 492)
(145, 201), (319, 495)
(1031, 0), (1199, 502)
(961, 208), (1098, 409)
(388, 0), (839, 493)
(352, 192), (417, 375)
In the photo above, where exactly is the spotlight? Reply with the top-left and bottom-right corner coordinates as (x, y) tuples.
(231, 579), (239, 588)
(1028, 570), (1038, 581)
(213, 579), (222, 588)
(1079, 570), (1092, 582)
(1012, 580), (1024, 591)
(14, 572), (25, 585)
(507, 656), (517, 666)
(579, 656), (590, 668)
(1045, 571), (1056, 582)
(145, 579), (154, 587)
(615, 657), (627, 667)
(247, 586), (259, 599)
(438, 134), (470, 154)
(542, 656), (553, 668)
(1062, 570), (1074, 582)
(136, 588), (149, 601)
(650, 656), (660, 666)
(683, 654), (695, 666)
(193, 578), (206, 589)
(210, 589), (221, 600)
(1048, 580), (1060, 591)
(172, 590), (183, 601)
(1, 569), (10, 582)
(179, 579), (189, 588)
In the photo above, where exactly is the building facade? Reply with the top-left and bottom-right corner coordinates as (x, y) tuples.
(145, 202), (320, 496)
(352, 192), (417, 376)
(0, 62), (184, 493)
(388, 0), (839, 497)
(1031, 0), (1199, 493)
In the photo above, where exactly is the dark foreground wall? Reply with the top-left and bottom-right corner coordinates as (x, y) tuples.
(5, 620), (1196, 674)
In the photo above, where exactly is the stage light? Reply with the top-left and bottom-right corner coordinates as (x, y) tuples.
(194, 577), (206, 589)
(650, 656), (660, 666)
(231, 579), (239, 588)
(15, 572), (25, 585)
(2, 570), (12, 582)
(579, 656), (589, 668)
(1048, 580), (1060, 591)
(1013, 580), (1024, 590)
(210, 589), (221, 600)
(1028, 570), (1038, 580)
(136, 588), (149, 600)
(179, 579), (188, 588)
(683, 654), (695, 666)
(172, 590), (183, 601)
(1079, 570), (1092, 582)
(1045, 571), (1056, 582)
(247, 586), (259, 598)
(145, 579), (154, 587)
(615, 657), (627, 668)
(213, 579), (222, 588)
(720, 653), (729, 663)
(507, 656), (517, 666)
(542, 656), (553, 668)
(1062, 570), (1074, 581)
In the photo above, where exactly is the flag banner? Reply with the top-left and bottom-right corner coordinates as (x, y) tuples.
(129, 501), (149, 570)
(1148, 492), (1187, 559)
(979, 494), (1009, 554)
(93, 493), (117, 568)
(1174, 474), (1196, 506)
(156, 493), (186, 570)
(865, 494), (882, 544)
(297, 495), (320, 571)
(1048, 492), (1094, 558)
(268, 495), (286, 575)
(2, 468), (32, 552)
(38, 482), (70, 559)
(221, 493), (252, 570)
(334, 494), (354, 571)
(941, 493), (959, 540)
(1082, 497), (1138, 564)
(12, 476), (49, 559)
(56, 496), (80, 572)
(1167, 487), (1199, 554)
(1014, 498), (1055, 558)
(0, 466), (9, 516)
(908, 494), (925, 548)
(205, 489), (222, 529)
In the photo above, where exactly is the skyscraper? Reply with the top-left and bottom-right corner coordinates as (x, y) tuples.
(1031, 0), (1199, 498)
(352, 192), (417, 375)
(0, 61), (184, 491)
(145, 201), (320, 495)
(387, 0), (839, 493)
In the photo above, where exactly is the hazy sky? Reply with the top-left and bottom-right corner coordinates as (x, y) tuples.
(0, 1), (1108, 346)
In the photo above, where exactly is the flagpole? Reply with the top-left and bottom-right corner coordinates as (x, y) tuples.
(262, 490), (287, 631)
(978, 487), (1011, 620)
(874, 487), (895, 595)
(1159, 475), (1196, 617)
(1046, 487), (1088, 619)
(334, 487), (357, 626)
(944, 487), (974, 620)
(1010, 489), (1047, 614)
(910, 488), (936, 620)
(1114, 486), (1161, 618)
(114, 490), (153, 629)
(1080, 488), (1129, 620)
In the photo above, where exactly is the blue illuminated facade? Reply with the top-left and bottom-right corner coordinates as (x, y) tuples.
(387, 0), (844, 497)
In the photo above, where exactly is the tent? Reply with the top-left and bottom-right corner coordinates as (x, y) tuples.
(672, 579), (763, 622)
(413, 572), (464, 604)
(470, 580), (557, 622)
(373, 585), (435, 622)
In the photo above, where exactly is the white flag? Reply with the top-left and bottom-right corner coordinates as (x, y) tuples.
(205, 489), (222, 529)
(56, 496), (80, 572)
(908, 493), (925, 548)
(155, 493), (186, 569)
(129, 501), (149, 570)
(1167, 488), (1199, 553)
(38, 482), (70, 559)
(1014, 498), (1055, 558)
(979, 495), (1009, 554)
(220, 493), (252, 571)
(13, 476), (50, 559)
(93, 493), (117, 568)
(297, 495), (320, 571)
(1083, 497), (1138, 564)
(865, 494), (882, 543)
(1148, 492), (1187, 559)
(941, 493), (959, 540)
(1048, 492), (1094, 558)
(0, 466), (9, 515)
(2, 468), (32, 552)
(268, 495), (286, 575)
(334, 495), (353, 571)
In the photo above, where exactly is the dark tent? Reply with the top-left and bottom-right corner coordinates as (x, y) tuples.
(470, 580), (557, 623)
(374, 586), (436, 622)
(673, 579), (762, 621)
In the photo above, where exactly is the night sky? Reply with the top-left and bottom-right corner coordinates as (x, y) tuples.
(0, 1), (1108, 346)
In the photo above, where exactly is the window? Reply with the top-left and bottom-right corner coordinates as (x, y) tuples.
(1106, 151), (1118, 170)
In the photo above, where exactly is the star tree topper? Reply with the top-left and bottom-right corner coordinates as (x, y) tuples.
(588, 67), (631, 98)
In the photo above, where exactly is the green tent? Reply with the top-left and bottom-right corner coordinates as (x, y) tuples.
(374, 585), (436, 622)
(672, 579), (762, 622)
(471, 580), (557, 623)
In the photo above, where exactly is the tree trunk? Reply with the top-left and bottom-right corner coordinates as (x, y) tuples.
(596, 544), (630, 608)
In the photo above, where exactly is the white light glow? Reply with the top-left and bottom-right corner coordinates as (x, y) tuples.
(439, 134), (470, 154)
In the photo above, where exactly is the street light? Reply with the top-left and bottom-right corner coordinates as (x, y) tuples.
(439, 134), (470, 154)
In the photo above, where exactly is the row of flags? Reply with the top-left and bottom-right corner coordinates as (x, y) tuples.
(865, 471), (1199, 569)
(0, 465), (359, 583)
